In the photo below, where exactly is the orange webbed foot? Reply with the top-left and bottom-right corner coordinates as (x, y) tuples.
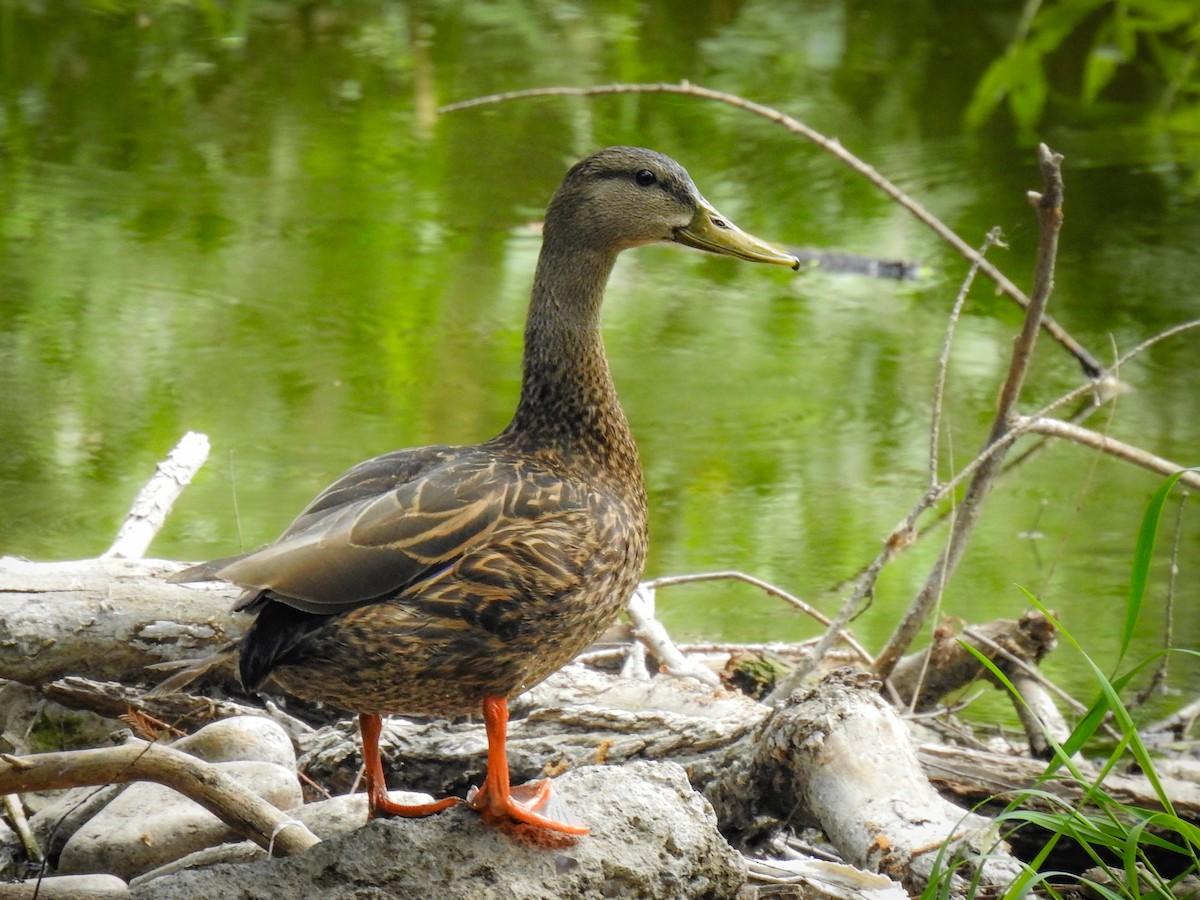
(466, 696), (590, 835)
(467, 777), (589, 835)
(369, 793), (462, 820)
(359, 712), (463, 821)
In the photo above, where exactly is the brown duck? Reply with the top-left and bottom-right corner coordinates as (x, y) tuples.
(166, 146), (797, 834)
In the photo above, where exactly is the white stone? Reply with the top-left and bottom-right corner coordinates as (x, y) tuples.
(57, 760), (301, 880)
(129, 789), (436, 888)
(171, 715), (295, 768)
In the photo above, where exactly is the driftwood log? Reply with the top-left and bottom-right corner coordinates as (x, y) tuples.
(2, 556), (1196, 895)
(0, 557), (241, 685)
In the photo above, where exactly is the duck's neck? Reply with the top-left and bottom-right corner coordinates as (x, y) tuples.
(502, 238), (642, 483)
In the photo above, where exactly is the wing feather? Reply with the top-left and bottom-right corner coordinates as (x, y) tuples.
(195, 446), (594, 615)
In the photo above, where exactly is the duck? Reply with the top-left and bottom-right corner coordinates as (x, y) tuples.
(164, 146), (798, 834)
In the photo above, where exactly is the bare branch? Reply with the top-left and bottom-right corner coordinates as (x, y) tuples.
(103, 432), (210, 560)
(642, 571), (873, 666)
(1012, 417), (1200, 490)
(441, 82), (1105, 378)
(874, 145), (1066, 680)
(931, 228), (1005, 491)
(0, 737), (319, 857)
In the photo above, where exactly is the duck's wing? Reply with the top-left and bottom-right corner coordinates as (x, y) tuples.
(173, 446), (593, 616)
(167, 445), (460, 589)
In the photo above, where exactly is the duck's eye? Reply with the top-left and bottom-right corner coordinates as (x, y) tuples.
(634, 169), (657, 187)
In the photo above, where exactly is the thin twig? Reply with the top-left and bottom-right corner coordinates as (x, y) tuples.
(930, 312), (1198, 515)
(874, 145), (1066, 681)
(641, 571), (873, 666)
(1012, 418), (1200, 491)
(440, 82), (1106, 378)
(930, 227), (1005, 491)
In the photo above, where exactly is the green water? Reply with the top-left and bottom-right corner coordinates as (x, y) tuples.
(1, 2), (1197, 719)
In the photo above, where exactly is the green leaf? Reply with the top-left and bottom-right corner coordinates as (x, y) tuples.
(1009, 45), (1050, 131)
(1122, 469), (1192, 662)
(966, 52), (1017, 129)
(1083, 20), (1128, 102)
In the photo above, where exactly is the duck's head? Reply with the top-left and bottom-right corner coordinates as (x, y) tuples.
(544, 146), (799, 269)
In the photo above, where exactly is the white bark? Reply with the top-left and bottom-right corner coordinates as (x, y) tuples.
(102, 432), (211, 560)
(0, 557), (241, 685)
(720, 668), (1024, 892)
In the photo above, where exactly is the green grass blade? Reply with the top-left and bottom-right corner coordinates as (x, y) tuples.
(1121, 469), (1192, 661)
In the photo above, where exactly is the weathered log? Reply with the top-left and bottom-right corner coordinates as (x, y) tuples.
(888, 610), (1058, 712)
(707, 669), (1024, 892)
(0, 558), (241, 686)
(917, 742), (1200, 820)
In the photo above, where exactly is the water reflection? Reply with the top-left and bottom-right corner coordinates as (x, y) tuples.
(1, 1), (1196, 714)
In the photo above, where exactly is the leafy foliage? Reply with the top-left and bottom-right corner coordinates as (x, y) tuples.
(967, 0), (1200, 135)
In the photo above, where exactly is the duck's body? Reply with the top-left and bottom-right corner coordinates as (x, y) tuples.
(168, 147), (796, 833)
(228, 439), (645, 717)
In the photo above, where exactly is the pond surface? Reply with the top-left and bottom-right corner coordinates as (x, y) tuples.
(2, 2), (1197, 721)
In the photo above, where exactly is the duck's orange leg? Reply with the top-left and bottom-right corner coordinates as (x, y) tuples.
(359, 713), (461, 819)
(465, 695), (589, 835)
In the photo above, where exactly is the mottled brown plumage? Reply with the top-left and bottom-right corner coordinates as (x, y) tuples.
(167, 147), (797, 832)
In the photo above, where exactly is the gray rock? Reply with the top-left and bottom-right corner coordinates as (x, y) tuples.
(171, 716), (296, 768)
(30, 716), (298, 863)
(29, 784), (125, 862)
(128, 789), (436, 886)
(130, 762), (746, 899)
(57, 760), (301, 880)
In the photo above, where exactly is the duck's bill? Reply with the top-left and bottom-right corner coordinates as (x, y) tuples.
(674, 200), (799, 269)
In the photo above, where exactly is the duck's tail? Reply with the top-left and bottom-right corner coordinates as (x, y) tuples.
(145, 646), (239, 696)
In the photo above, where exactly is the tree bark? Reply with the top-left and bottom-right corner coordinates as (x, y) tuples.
(0, 557), (241, 686)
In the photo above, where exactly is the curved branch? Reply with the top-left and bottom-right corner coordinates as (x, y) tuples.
(0, 738), (320, 857)
(1013, 417), (1200, 491)
(642, 570), (873, 666)
(440, 82), (1105, 378)
(873, 145), (1066, 680)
